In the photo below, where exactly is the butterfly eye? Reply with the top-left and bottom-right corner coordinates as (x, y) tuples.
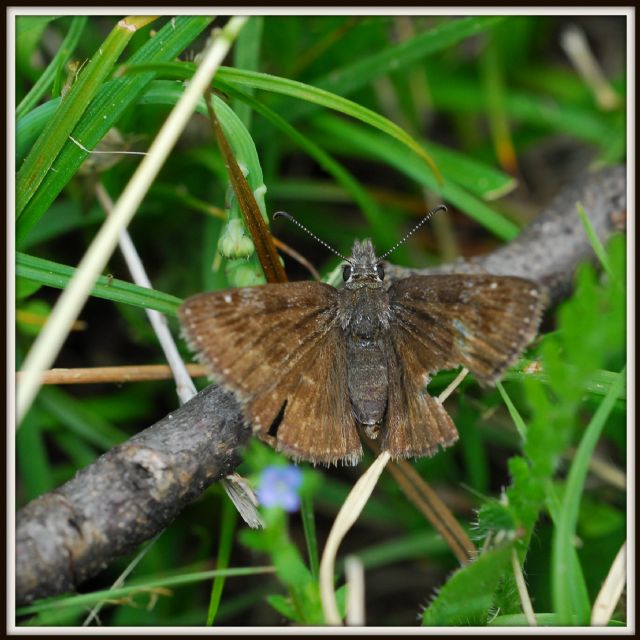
(376, 264), (385, 280)
(342, 264), (352, 281)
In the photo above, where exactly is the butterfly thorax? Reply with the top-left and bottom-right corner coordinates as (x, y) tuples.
(338, 239), (391, 430)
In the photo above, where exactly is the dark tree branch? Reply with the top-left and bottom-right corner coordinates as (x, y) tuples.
(15, 165), (626, 607)
(16, 386), (250, 606)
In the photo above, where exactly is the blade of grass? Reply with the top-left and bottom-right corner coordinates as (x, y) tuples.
(301, 494), (320, 580)
(16, 18), (248, 425)
(320, 452), (391, 625)
(16, 252), (182, 316)
(576, 202), (615, 280)
(16, 16), (157, 217)
(123, 61), (443, 184)
(16, 565), (276, 617)
(206, 499), (238, 625)
(16, 408), (54, 500)
(551, 366), (626, 625)
(232, 16), (263, 130)
(496, 381), (528, 441)
(311, 113), (520, 241)
(480, 31), (519, 175)
(16, 16), (88, 119)
(38, 386), (129, 450)
(286, 16), (505, 124)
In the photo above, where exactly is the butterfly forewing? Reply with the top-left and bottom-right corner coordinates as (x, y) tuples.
(179, 282), (362, 464)
(389, 274), (547, 385)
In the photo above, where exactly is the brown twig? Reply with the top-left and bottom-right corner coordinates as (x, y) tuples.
(15, 364), (210, 385)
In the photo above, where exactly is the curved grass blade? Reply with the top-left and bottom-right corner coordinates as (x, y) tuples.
(16, 252), (182, 316)
(551, 366), (626, 625)
(16, 566), (275, 617)
(287, 16), (506, 124)
(310, 113), (520, 241)
(121, 61), (443, 184)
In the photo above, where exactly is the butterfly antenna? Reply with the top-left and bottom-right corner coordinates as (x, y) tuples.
(273, 211), (352, 263)
(377, 204), (447, 261)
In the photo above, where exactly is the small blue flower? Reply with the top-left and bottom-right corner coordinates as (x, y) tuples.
(257, 465), (303, 512)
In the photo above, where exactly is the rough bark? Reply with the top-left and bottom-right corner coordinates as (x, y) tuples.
(16, 385), (250, 605)
(15, 164), (626, 607)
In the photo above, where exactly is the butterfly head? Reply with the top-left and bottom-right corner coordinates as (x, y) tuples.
(342, 239), (385, 286)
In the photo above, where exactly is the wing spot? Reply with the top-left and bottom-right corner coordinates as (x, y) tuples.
(224, 294), (232, 303)
(223, 368), (230, 375)
(184, 308), (192, 316)
(196, 335), (203, 342)
(529, 304), (536, 310)
(490, 282), (498, 289)
(529, 289), (538, 296)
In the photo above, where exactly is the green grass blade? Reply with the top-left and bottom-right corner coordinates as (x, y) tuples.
(206, 499), (238, 625)
(16, 252), (182, 316)
(300, 494), (320, 580)
(576, 202), (614, 280)
(16, 16), (88, 120)
(232, 16), (264, 129)
(310, 113), (520, 241)
(496, 381), (528, 441)
(16, 16), (214, 246)
(288, 16), (506, 123)
(16, 16), (156, 217)
(16, 566), (275, 617)
(38, 386), (129, 450)
(16, 408), (54, 500)
(551, 366), (626, 625)
(122, 61), (443, 183)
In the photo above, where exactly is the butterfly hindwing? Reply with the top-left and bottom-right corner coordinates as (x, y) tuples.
(381, 332), (458, 459)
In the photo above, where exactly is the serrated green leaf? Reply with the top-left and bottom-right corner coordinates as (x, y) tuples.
(422, 544), (513, 626)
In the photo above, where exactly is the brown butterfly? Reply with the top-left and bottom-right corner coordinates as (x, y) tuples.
(179, 208), (547, 465)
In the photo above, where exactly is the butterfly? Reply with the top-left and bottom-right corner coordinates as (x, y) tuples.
(179, 210), (547, 466)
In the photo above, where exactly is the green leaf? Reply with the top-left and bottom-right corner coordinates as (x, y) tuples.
(16, 252), (182, 316)
(422, 544), (513, 626)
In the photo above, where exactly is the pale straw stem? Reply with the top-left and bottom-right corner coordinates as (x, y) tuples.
(319, 451), (391, 624)
(591, 541), (626, 626)
(511, 548), (537, 626)
(345, 555), (366, 626)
